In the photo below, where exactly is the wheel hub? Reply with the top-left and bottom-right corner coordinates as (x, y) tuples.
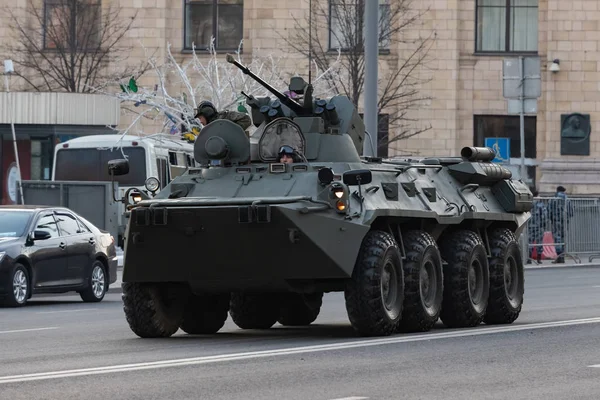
(420, 261), (437, 308)
(468, 260), (483, 304)
(91, 266), (105, 298)
(13, 270), (27, 304)
(505, 255), (518, 300)
(381, 261), (400, 319)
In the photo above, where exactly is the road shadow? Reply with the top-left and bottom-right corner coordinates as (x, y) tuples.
(119, 320), (451, 345)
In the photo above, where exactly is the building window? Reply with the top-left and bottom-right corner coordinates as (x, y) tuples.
(476, 0), (538, 53)
(30, 139), (53, 180)
(44, 0), (101, 50)
(329, 0), (391, 51)
(473, 114), (537, 185)
(184, 0), (244, 51)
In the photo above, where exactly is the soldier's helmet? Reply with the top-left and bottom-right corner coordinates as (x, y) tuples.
(278, 145), (298, 162)
(194, 100), (218, 123)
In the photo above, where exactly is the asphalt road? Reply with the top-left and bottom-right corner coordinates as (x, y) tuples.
(1, 267), (600, 400)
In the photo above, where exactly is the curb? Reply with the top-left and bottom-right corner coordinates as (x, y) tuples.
(524, 263), (600, 270)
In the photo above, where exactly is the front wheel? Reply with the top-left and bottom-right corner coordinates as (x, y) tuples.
(122, 282), (186, 338)
(344, 230), (405, 337)
(80, 260), (107, 302)
(3, 263), (30, 307)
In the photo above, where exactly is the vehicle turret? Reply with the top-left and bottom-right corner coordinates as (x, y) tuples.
(226, 54), (366, 160)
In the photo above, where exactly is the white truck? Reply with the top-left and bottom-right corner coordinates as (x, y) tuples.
(51, 134), (197, 247)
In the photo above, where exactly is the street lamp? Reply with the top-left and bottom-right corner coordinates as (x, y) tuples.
(3, 59), (25, 205)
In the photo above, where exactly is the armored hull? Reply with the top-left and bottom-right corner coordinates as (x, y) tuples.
(112, 56), (532, 339)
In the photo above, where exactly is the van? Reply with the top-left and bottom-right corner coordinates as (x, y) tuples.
(52, 133), (197, 246)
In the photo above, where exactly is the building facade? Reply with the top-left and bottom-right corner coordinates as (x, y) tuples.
(0, 0), (599, 195)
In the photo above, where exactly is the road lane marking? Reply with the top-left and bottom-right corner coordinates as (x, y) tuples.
(329, 397), (369, 400)
(0, 327), (58, 335)
(36, 308), (99, 314)
(1, 316), (600, 384)
(593, 286), (600, 288)
(588, 364), (600, 368)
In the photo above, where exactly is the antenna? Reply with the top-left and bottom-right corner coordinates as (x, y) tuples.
(308, 0), (312, 85)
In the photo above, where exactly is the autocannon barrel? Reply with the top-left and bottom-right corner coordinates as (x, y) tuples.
(460, 146), (496, 162)
(226, 53), (307, 116)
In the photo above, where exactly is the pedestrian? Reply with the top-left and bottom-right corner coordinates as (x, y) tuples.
(549, 185), (573, 263)
(194, 101), (252, 132)
(527, 189), (548, 264)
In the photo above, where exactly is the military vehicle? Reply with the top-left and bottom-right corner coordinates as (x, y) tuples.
(109, 54), (533, 339)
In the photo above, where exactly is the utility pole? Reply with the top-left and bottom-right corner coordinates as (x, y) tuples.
(363, 0), (378, 157)
(3, 59), (25, 205)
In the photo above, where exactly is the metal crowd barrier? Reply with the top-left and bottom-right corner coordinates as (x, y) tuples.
(521, 196), (600, 265)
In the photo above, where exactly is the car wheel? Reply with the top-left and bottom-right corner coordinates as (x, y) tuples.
(80, 260), (107, 302)
(3, 263), (30, 307)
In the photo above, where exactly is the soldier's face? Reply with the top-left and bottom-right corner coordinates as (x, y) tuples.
(199, 116), (207, 125)
(280, 154), (294, 164)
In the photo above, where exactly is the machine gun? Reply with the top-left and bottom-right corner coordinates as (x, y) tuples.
(226, 54), (313, 117)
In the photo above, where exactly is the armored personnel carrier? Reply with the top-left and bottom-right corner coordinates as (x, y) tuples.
(110, 54), (532, 338)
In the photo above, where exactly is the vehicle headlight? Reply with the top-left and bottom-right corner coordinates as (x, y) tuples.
(131, 193), (142, 204)
(329, 183), (349, 213)
(145, 177), (160, 192)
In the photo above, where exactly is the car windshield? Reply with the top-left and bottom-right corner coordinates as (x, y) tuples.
(0, 211), (33, 237)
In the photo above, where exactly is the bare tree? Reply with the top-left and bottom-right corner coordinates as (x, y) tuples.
(2, 0), (149, 93)
(283, 0), (436, 154)
(91, 39), (340, 141)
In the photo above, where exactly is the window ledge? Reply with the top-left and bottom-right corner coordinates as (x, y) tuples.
(326, 49), (392, 56)
(473, 51), (539, 57)
(181, 48), (244, 55)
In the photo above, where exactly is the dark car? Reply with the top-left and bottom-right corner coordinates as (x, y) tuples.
(0, 205), (118, 307)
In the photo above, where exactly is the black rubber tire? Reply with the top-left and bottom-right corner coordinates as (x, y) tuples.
(3, 263), (30, 307)
(484, 228), (525, 325)
(344, 230), (405, 337)
(80, 260), (107, 303)
(277, 292), (323, 326)
(397, 230), (444, 333)
(180, 293), (231, 334)
(122, 282), (186, 338)
(439, 230), (490, 328)
(229, 293), (280, 329)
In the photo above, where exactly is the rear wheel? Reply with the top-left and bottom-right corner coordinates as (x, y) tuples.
(229, 293), (280, 329)
(3, 263), (30, 307)
(278, 292), (323, 326)
(484, 228), (525, 325)
(397, 230), (443, 333)
(180, 293), (231, 334)
(344, 230), (405, 337)
(80, 260), (107, 302)
(439, 230), (490, 328)
(122, 282), (186, 338)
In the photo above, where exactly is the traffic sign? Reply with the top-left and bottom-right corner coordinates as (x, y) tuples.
(484, 137), (510, 163)
(502, 57), (541, 99)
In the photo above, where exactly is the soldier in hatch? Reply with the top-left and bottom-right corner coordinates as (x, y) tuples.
(278, 145), (297, 164)
(194, 100), (252, 132)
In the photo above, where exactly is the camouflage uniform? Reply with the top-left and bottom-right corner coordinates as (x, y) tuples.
(195, 100), (252, 133)
(549, 191), (573, 258)
(215, 110), (252, 132)
(528, 199), (548, 262)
